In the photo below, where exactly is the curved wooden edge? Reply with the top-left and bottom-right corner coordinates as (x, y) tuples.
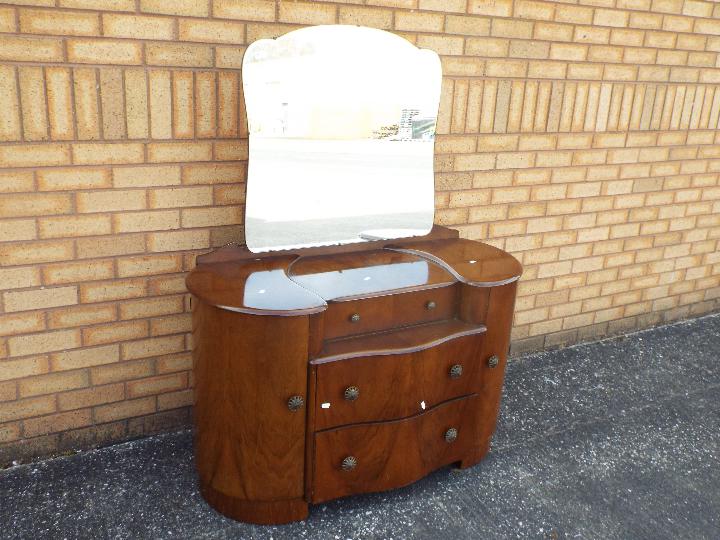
(312, 320), (487, 364)
(389, 247), (521, 287)
(385, 238), (522, 287)
(315, 281), (456, 304)
(186, 256), (328, 317)
(199, 483), (309, 525)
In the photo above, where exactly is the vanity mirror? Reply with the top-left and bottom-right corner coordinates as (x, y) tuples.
(187, 25), (521, 525)
(242, 25), (441, 252)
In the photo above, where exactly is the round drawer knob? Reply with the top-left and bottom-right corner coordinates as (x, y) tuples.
(487, 355), (500, 369)
(341, 456), (357, 471)
(344, 385), (360, 401)
(426, 300), (436, 310)
(444, 428), (458, 443)
(287, 395), (304, 412)
(449, 364), (463, 379)
(349, 313), (361, 323)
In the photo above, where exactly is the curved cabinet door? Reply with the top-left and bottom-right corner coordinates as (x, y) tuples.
(312, 394), (480, 503)
(193, 301), (309, 502)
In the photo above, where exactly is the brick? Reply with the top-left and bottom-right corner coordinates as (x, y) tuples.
(67, 39), (142, 65)
(147, 230), (210, 252)
(60, 0), (134, 9)
(72, 143), (144, 165)
(51, 344), (119, 372)
(47, 304), (115, 330)
(4, 286), (77, 313)
(103, 14), (174, 40)
(0, 36), (63, 62)
(20, 8), (99, 36)
(213, 0), (274, 21)
(113, 166), (180, 188)
(0, 6), (16, 33)
(38, 168), (111, 191)
(0, 267), (41, 291)
(42, 260), (115, 285)
(0, 313), (45, 337)
(94, 396), (155, 423)
(39, 214), (112, 239)
(127, 373), (187, 398)
(178, 19), (245, 44)
(0, 193), (72, 219)
(0, 219), (36, 242)
(0, 240), (74, 266)
(279, 1), (335, 24)
(99, 68), (127, 140)
(0, 171), (33, 193)
(72, 68), (100, 140)
(82, 320), (147, 347)
(58, 382), (124, 411)
(147, 142), (213, 163)
(151, 314), (192, 337)
(395, 11), (443, 32)
(469, 0), (512, 16)
(0, 65), (22, 142)
(76, 234), (145, 259)
(79, 278), (146, 303)
(112, 205), (178, 231)
(119, 296), (184, 321)
(145, 43), (213, 68)
(157, 389), (193, 411)
(7, 329), (80, 357)
(0, 395), (55, 423)
(416, 35), (464, 56)
(339, 6), (392, 29)
(19, 370), (88, 398)
(24, 409), (93, 438)
(76, 189), (146, 213)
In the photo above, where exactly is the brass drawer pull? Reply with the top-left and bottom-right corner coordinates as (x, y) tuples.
(444, 428), (458, 443)
(287, 395), (304, 411)
(487, 355), (499, 368)
(349, 313), (360, 323)
(344, 386), (360, 401)
(426, 300), (436, 310)
(449, 364), (463, 379)
(341, 456), (357, 471)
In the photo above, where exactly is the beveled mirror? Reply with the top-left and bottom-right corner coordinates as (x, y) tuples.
(242, 25), (442, 253)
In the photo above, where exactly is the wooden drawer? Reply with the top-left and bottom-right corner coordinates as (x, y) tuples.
(311, 394), (480, 503)
(313, 332), (484, 430)
(322, 285), (456, 340)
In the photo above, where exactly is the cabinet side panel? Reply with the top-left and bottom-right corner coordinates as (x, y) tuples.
(459, 281), (518, 466)
(193, 300), (309, 501)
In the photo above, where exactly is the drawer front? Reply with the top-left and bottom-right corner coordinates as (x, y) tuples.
(312, 394), (480, 503)
(314, 333), (484, 430)
(322, 285), (456, 340)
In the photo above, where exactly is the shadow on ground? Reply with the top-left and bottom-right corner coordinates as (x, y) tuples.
(1, 313), (719, 539)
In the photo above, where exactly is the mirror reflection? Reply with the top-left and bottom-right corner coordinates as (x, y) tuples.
(242, 25), (442, 253)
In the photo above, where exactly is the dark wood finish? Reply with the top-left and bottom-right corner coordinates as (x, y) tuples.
(188, 230), (522, 524)
(313, 332), (485, 430)
(200, 484), (308, 525)
(388, 238), (522, 286)
(186, 256), (325, 316)
(311, 394), (481, 503)
(192, 302), (309, 524)
(321, 284), (457, 341)
(314, 318), (486, 363)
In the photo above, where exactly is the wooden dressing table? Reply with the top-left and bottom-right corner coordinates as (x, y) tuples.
(187, 226), (521, 524)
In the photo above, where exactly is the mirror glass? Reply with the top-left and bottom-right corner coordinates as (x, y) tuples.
(242, 25), (442, 253)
